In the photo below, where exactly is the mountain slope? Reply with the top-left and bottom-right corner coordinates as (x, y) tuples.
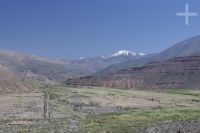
(0, 65), (31, 93)
(98, 36), (200, 75)
(109, 50), (145, 57)
(0, 49), (94, 82)
(65, 54), (200, 89)
(159, 36), (200, 59)
(68, 50), (147, 72)
(96, 55), (155, 75)
(0, 49), (147, 82)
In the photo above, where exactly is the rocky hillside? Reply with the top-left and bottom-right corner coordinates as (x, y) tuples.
(65, 55), (200, 89)
(67, 50), (147, 72)
(99, 36), (200, 75)
(159, 36), (200, 59)
(139, 119), (200, 133)
(0, 49), (147, 82)
(0, 49), (94, 82)
(0, 65), (31, 93)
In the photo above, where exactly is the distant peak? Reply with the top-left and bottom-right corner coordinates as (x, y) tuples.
(79, 57), (85, 60)
(110, 50), (146, 57)
(138, 53), (146, 56)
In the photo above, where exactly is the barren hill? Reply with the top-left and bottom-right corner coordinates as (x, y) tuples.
(0, 65), (31, 93)
(66, 55), (200, 89)
(99, 36), (200, 75)
(0, 49), (94, 82)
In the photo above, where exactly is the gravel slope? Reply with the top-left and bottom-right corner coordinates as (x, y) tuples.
(139, 119), (200, 133)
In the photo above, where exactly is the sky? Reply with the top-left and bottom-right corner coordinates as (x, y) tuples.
(0, 0), (200, 58)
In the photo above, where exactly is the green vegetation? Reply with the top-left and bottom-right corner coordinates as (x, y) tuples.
(2, 82), (200, 133)
(82, 107), (200, 133)
(36, 84), (200, 133)
(167, 89), (200, 97)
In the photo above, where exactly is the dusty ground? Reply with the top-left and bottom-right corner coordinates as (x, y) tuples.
(139, 119), (200, 133)
(0, 93), (44, 119)
(1, 83), (200, 132)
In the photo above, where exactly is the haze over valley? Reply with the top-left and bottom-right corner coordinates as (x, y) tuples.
(0, 36), (200, 133)
(1, 0), (200, 133)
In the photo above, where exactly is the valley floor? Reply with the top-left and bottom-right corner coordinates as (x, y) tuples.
(1, 82), (200, 133)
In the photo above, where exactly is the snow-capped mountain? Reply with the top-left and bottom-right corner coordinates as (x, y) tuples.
(69, 50), (147, 72)
(110, 50), (146, 57)
(0, 48), (148, 84)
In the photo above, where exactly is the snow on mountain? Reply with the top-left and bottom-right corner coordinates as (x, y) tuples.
(78, 50), (146, 60)
(138, 53), (146, 56)
(110, 50), (146, 57)
(79, 57), (85, 60)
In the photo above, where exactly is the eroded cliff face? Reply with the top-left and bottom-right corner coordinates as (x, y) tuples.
(66, 55), (200, 89)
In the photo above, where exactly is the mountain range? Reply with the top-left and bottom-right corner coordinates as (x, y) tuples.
(66, 36), (200, 89)
(67, 50), (147, 72)
(1, 36), (200, 91)
(66, 54), (200, 89)
(0, 49), (146, 90)
(98, 36), (200, 75)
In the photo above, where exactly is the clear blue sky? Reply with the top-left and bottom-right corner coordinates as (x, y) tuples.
(0, 0), (200, 58)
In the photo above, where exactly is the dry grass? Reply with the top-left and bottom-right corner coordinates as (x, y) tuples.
(1, 83), (200, 132)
